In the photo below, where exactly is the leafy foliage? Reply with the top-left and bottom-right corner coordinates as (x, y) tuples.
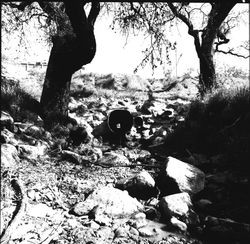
(110, 2), (176, 73)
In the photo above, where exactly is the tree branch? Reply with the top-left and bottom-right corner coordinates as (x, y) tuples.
(168, 2), (202, 56)
(215, 48), (250, 59)
(64, 0), (88, 37)
(88, 2), (101, 27)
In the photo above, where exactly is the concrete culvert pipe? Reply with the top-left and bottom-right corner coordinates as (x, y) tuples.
(107, 109), (134, 135)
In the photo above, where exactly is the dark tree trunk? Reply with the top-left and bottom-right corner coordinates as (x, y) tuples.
(197, 2), (236, 95)
(199, 51), (216, 94)
(169, 2), (236, 96)
(39, 1), (100, 125)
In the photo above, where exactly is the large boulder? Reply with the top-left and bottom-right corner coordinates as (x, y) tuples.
(70, 186), (143, 225)
(163, 157), (205, 195)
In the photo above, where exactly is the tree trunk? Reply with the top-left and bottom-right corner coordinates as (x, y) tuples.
(198, 42), (216, 95)
(40, 34), (95, 120)
(39, 1), (100, 126)
(198, 2), (236, 95)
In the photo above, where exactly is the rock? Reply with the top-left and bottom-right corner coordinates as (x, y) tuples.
(146, 198), (159, 207)
(1, 128), (18, 146)
(98, 152), (130, 166)
(69, 126), (90, 146)
(14, 122), (34, 132)
(170, 217), (188, 232)
(1, 111), (14, 131)
(145, 206), (158, 220)
(204, 216), (250, 243)
(1, 143), (19, 170)
(61, 150), (84, 164)
(114, 226), (128, 238)
(71, 186), (143, 221)
(129, 227), (139, 236)
(95, 74), (115, 89)
(77, 146), (103, 163)
(130, 212), (147, 229)
(27, 189), (41, 202)
(28, 203), (56, 218)
(125, 149), (151, 163)
(18, 142), (47, 159)
(88, 220), (100, 230)
(115, 170), (157, 200)
(195, 199), (213, 211)
(67, 218), (81, 229)
(160, 192), (192, 219)
(92, 120), (110, 138)
(24, 125), (45, 138)
(138, 226), (158, 237)
(164, 156), (205, 194)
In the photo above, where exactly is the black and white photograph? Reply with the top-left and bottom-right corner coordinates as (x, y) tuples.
(1, 1), (250, 243)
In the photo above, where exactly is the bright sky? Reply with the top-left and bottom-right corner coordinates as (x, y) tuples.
(85, 3), (249, 79)
(2, 3), (249, 79)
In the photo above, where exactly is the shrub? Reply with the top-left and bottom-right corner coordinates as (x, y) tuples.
(164, 87), (250, 159)
(1, 76), (42, 122)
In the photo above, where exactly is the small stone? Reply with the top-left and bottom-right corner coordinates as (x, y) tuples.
(145, 207), (158, 220)
(196, 199), (213, 211)
(160, 192), (192, 218)
(1, 128), (18, 146)
(27, 189), (36, 201)
(68, 218), (80, 229)
(131, 212), (147, 229)
(28, 203), (54, 218)
(18, 144), (46, 159)
(114, 226), (128, 238)
(98, 152), (130, 166)
(115, 170), (157, 200)
(25, 125), (44, 138)
(129, 227), (139, 236)
(138, 227), (157, 237)
(1, 111), (14, 131)
(89, 220), (100, 229)
(147, 198), (159, 207)
(170, 217), (188, 232)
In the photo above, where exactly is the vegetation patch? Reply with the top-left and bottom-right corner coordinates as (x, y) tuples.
(1, 76), (42, 123)
(163, 87), (250, 168)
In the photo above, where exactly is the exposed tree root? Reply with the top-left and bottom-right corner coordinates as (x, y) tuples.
(0, 178), (26, 244)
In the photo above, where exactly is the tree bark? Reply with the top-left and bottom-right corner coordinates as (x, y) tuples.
(198, 2), (236, 95)
(39, 1), (100, 125)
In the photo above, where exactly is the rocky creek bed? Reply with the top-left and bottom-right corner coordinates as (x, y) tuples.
(1, 74), (250, 244)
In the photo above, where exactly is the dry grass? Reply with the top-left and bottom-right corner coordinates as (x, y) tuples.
(1, 75), (42, 122)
